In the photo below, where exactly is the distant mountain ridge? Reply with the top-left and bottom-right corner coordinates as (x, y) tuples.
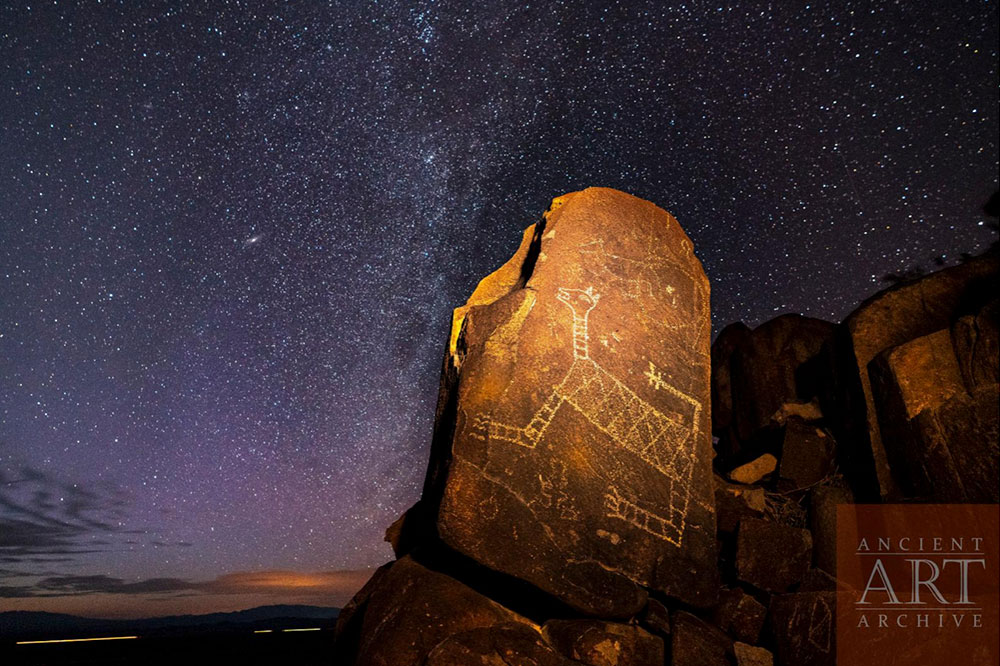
(0, 604), (340, 640)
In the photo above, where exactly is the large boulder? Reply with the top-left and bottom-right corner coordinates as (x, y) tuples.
(868, 329), (967, 496)
(729, 314), (836, 446)
(425, 623), (580, 666)
(333, 556), (529, 666)
(419, 188), (718, 613)
(913, 384), (999, 502)
(768, 592), (836, 666)
(838, 252), (999, 499)
(711, 321), (752, 454)
(542, 619), (664, 666)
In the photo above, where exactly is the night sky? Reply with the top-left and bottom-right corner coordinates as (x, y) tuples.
(1, 1), (996, 618)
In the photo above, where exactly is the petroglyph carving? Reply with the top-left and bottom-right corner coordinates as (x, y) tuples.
(807, 596), (833, 653)
(469, 286), (701, 546)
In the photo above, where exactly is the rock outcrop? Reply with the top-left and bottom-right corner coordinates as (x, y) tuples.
(333, 186), (998, 665)
(421, 187), (717, 615)
(836, 253), (999, 498)
(335, 188), (718, 664)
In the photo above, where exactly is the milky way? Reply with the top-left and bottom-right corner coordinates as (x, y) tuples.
(0, 2), (996, 610)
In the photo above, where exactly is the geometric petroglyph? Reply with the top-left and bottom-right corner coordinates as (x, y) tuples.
(807, 596), (833, 653)
(469, 286), (701, 546)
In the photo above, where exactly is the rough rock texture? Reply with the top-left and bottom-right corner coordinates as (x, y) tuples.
(952, 298), (999, 389)
(712, 587), (766, 644)
(776, 419), (835, 491)
(736, 519), (812, 593)
(424, 188), (717, 613)
(808, 482), (854, 576)
(768, 592), (836, 666)
(839, 252), (999, 498)
(425, 623), (579, 666)
(868, 329), (967, 495)
(542, 619), (664, 666)
(331, 562), (393, 664)
(335, 556), (526, 666)
(640, 598), (672, 638)
(912, 384), (999, 502)
(733, 642), (774, 666)
(798, 567), (841, 592)
(714, 476), (765, 534)
(711, 321), (752, 455)
(728, 454), (777, 485)
(729, 314), (836, 445)
(670, 611), (732, 666)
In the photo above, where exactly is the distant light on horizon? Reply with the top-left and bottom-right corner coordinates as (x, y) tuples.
(16, 635), (139, 645)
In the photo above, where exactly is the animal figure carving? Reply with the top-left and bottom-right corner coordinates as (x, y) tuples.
(469, 286), (699, 545)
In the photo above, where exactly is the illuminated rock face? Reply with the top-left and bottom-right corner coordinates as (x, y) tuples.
(426, 187), (717, 615)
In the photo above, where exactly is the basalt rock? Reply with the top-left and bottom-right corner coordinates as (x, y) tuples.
(714, 475), (765, 534)
(670, 611), (733, 666)
(838, 252), (999, 499)
(711, 587), (767, 644)
(776, 419), (835, 491)
(425, 623), (580, 666)
(736, 518), (812, 593)
(728, 454), (777, 485)
(733, 642), (774, 666)
(640, 598), (672, 638)
(768, 592), (836, 666)
(542, 619), (664, 666)
(729, 314), (836, 446)
(711, 321), (751, 456)
(808, 482), (854, 576)
(912, 384), (1000, 502)
(421, 188), (717, 614)
(336, 556), (527, 666)
(952, 298), (999, 390)
(868, 329), (967, 496)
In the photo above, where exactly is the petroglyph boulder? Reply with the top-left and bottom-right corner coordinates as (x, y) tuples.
(768, 592), (836, 666)
(422, 187), (717, 614)
(425, 623), (580, 666)
(332, 556), (528, 666)
(542, 619), (665, 666)
(838, 252), (999, 498)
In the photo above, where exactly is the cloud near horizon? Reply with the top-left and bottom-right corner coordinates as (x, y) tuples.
(0, 568), (374, 600)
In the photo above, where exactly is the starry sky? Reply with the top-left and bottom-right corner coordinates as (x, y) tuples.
(1, 1), (996, 618)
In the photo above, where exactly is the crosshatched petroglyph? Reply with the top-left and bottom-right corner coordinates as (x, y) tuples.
(469, 285), (701, 546)
(807, 596), (833, 653)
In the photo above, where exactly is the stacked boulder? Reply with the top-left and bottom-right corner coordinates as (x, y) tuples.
(709, 248), (997, 665)
(334, 186), (998, 666)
